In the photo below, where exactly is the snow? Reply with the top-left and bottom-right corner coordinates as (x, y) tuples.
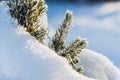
(0, 2), (94, 80)
(80, 49), (120, 80)
(0, 1), (120, 80)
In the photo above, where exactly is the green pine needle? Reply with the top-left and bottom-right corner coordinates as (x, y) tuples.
(8, 0), (48, 44)
(50, 10), (73, 52)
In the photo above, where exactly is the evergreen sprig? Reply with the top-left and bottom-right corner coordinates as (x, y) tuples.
(50, 10), (73, 52)
(7, 0), (88, 74)
(7, 0), (48, 44)
(62, 37), (88, 73)
(50, 10), (88, 73)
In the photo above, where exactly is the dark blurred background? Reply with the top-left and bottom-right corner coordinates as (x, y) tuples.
(0, 0), (120, 2)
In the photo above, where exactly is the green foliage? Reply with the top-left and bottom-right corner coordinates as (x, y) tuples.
(27, 26), (47, 44)
(7, 0), (48, 44)
(50, 10), (88, 73)
(62, 37), (88, 73)
(50, 10), (73, 52)
(7, 0), (88, 74)
(62, 37), (87, 57)
(76, 66), (84, 73)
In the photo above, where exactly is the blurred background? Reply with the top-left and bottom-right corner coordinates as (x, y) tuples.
(0, 0), (120, 68)
(46, 0), (120, 68)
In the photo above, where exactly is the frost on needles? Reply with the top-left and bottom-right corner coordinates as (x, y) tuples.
(7, 0), (48, 44)
(50, 10), (72, 53)
(7, 0), (88, 73)
(50, 10), (88, 73)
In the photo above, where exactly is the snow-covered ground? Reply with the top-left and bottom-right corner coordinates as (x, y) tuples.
(0, 1), (120, 80)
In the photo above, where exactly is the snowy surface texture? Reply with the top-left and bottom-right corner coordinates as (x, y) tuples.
(0, 1), (120, 80)
(80, 50), (120, 80)
(0, 2), (94, 80)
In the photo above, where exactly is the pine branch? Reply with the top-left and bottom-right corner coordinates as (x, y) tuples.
(49, 10), (88, 73)
(8, 0), (88, 74)
(62, 37), (88, 73)
(27, 26), (47, 44)
(50, 10), (73, 52)
(7, 0), (48, 44)
(63, 37), (87, 56)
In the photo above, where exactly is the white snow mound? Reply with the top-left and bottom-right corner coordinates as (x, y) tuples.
(80, 49), (120, 80)
(0, 1), (120, 80)
(0, 2), (94, 80)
